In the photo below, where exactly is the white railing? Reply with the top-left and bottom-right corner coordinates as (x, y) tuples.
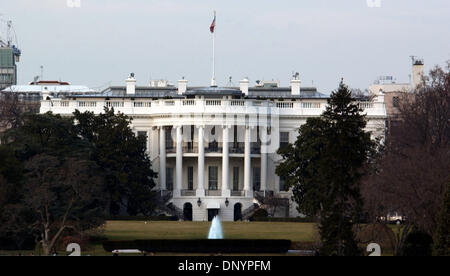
(302, 102), (321, 109)
(41, 99), (386, 118)
(206, 100), (221, 106)
(276, 102), (294, 109)
(183, 100), (195, 106)
(78, 101), (97, 107)
(230, 100), (244, 106)
(106, 101), (124, 108)
(358, 102), (374, 110)
(134, 102), (151, 108)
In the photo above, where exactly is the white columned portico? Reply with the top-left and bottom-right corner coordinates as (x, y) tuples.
(175, 126), (183, 197)
(159, 126), (166, 191)
(260, 126), (267, 192)
(197, 126), (205, 197)
(222, 126), (230, 197)
(244, 126), (252, 197)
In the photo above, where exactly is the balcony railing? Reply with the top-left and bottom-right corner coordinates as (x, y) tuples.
(230, 142), (244, 154)
(231, 190), (245, 197)
(251, 142), (261, 154)
(205, 190), (222, 196)
(181, 190), (196, 196)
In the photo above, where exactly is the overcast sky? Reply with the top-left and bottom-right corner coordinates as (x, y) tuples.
(1, 0), (449, 93)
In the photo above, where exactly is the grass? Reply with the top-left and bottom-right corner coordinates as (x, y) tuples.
(104, 221), (318, 242)
(1, 221), (319, 256)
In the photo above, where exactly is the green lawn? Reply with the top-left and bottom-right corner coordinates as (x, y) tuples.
(1, 221), (319, 256)
(105, 221), (318, 242)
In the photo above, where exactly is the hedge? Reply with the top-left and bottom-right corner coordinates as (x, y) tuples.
(103, 239), (291, 253)
(250, 217), (315, 223)
(106, 215), (179, 221)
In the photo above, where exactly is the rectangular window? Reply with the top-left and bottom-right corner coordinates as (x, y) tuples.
(393, 96), (400, 108)
(187, 166), (194, 190)
(279, 176), (288, 192)
(165, 127), (173, 150)
(280, 132), (290, 149)
(208, 166), (218, 190)
(137, 131), (147, 138)
(233, 167), (239, 191)
(166, 168), (173, 191)
(253, 167), (261, 191)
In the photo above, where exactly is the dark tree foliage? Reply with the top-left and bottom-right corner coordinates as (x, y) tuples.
(276, 82), (376, 256)
(361, 63), (449, 255)
(433, 181), (450, 256)
(73, 107), (158, 216)
(0, 113), (107, 253)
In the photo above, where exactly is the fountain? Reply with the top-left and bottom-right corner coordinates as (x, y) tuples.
(104, 215), (291, 254)
(208, 216), (223, 239)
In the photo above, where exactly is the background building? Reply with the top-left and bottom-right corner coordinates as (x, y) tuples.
(0, 46), (19, 90)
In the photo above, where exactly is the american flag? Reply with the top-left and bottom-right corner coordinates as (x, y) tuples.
(210, 12), (216, 33)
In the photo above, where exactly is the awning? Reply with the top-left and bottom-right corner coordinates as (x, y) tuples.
(206, 202), (221, 209)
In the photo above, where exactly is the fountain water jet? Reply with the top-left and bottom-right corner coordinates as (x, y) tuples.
(208, 216), (223, 239)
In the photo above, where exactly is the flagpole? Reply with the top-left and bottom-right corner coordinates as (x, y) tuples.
(211, 11), (216, 87)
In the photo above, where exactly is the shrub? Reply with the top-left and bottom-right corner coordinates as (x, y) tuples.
(250, 217), (314, 223)
(103, 239), (291, 253)
(401, 231), (433, 256)
(249, 209), (269, 221)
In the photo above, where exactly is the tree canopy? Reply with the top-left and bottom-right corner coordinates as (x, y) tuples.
(276, 81), (376, 255)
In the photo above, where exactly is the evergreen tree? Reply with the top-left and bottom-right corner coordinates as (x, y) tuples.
(74, 108), (158, 216)
(276, 82), (375, 256)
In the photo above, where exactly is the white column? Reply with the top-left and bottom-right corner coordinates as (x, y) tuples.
(159, 126), (166, 191)
(244, 126), (252, 197)
(175, 126), (183, 197)
(222, 126), (230, 197)
(260, 127), (267, 192)
(197, 126), (205, 197)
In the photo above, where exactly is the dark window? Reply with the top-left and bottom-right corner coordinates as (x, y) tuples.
(393, 96), (400, 108)
(279, 176), (289, 192)
(137, 131), (147, 138)
(253, 167), (261, 191)
(166, 168), (173, 190)
(183, 203), (193, 221)
(208, 166), (218, 190)
(187, 166), (194, 190)
(280, 132), (289, 148)
(234, 203), (242, 221)
(165, 127), (173, 150)
(233, 167), (239, 191)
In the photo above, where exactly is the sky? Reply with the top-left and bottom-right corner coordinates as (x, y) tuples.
(1, 0), (449, 93)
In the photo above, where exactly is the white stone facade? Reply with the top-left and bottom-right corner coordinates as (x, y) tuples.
(40, 76), (387, 221)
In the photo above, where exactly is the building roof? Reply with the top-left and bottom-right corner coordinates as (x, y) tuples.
(2, 85), (97, 94)
(71, 85), (327, 99)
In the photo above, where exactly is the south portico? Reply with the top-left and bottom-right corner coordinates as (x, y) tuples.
(172, 196), (254, 222)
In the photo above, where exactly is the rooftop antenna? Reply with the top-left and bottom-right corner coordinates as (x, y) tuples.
(40, 65), (44, 81)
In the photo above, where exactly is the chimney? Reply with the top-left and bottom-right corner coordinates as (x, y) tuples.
(178, 78), (188, 95)
(239, 78), (249, 96)
(412, 58), (424, 90)
(42, 86), (51, 100)
(290, 72), (301, 95)
(126, 73), (136, 95)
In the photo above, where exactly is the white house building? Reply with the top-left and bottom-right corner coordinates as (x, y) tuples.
(40, 74), (387, 222)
